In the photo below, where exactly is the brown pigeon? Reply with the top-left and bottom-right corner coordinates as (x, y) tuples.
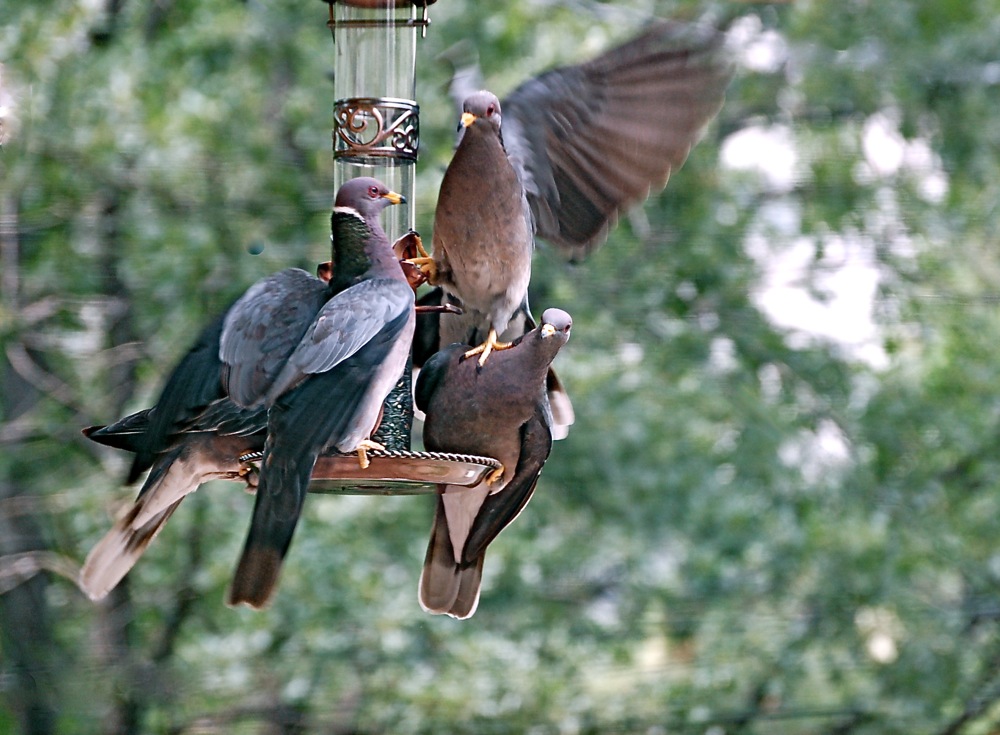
(79, 400), (266, 601)
(416, 308), (572, 619)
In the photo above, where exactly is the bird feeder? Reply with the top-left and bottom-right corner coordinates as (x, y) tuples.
(302, 1), (499, 492)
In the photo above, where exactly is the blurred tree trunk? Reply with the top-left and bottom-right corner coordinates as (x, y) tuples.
(0, 195), (56, 735)
(91, 189), (146, 735)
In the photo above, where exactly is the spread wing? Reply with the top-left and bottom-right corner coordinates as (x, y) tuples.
(265, 277), (415, 403)
(502, 21), (733, 260)
(219, 268), (330, 408)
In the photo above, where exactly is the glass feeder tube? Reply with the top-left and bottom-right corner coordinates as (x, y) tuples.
(329, 0), (431, 245)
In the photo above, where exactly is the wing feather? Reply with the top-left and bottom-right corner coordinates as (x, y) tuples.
(502, 21), (733, 259)
(127, 314), (228, 483)
(463, 402), (553, 562)
(265, 278), (414, 403)
(219, 268), (329, 408)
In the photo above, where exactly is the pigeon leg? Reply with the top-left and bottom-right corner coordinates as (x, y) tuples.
(238, 451), (261, 491)
(409, 233), (430, 259)
(399, 232), (437, 278)
(355, 439), (386, 470)
(395, 233), (434, 289)
(463, 328), (513, 367)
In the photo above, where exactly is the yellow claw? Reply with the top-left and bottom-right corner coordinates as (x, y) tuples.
(237, 450), (260, 491)
(405, 256), (437, 284)
(485, 465), (505, 486)
(356, 439), (386, 470)
(463, 328), (513, 367)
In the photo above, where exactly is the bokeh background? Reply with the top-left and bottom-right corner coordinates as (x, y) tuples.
(2, 0), (1000, 732)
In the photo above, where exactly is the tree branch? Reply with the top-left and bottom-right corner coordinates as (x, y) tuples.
(0, 550), (81, 594)
(935, 647), (1000, 735)
(4, 341), (77, 408)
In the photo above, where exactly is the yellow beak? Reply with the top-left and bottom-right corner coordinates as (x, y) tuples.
(382, 191), (405, 205)
(460, 112), (476, 128)
(541, 323), (557, 338)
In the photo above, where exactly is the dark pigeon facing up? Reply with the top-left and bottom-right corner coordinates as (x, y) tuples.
(415, 308), (572, 619)
(414, 22), (732, 371)
(226, 178), (414, 609)
(412, 286), (575, 439)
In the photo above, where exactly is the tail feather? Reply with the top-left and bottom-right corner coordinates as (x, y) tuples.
(78, 444), (215, 601)
(449, 555), (484, 620)
(418, 491), (487, 620)
(79, 498), (181, 601)
(227, 455), (310, 609)
(226, 544), (285, 609)
(131, 449), (200, 526)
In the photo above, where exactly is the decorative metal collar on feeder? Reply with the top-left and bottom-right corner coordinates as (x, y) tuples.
(334, 97), (418, 164)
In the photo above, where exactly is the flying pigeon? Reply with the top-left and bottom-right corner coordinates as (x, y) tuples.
(411, 21), (732, 368)
(416, 308), (572, 619)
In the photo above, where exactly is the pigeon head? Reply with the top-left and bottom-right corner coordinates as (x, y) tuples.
(460, 90), (502, 134)
(329, 177), (406, 288)
(334, 177), (405, 224)
(539, 308), (573, 344)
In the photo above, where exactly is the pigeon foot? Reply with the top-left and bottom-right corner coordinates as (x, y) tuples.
(406, 256), (438, 284)
(463, 328), (512, 367)
(355, 439), (386, 470)
(485, 464), (505, 486)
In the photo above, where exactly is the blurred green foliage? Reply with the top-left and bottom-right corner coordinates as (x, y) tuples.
(2, 0), (1000, 733)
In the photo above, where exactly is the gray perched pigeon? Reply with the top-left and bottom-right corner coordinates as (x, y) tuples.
(416, 308), (572, 619)
(414, 22), (732, 368)
(226, 178), (414, 609)
(80, 178), (410, 607)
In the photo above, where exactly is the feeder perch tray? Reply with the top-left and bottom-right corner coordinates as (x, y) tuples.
(238, 449), (501, 496)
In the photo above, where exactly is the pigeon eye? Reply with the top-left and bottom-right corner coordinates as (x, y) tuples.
(486, 104), (496, 117)
(368, 185), (379, 198)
